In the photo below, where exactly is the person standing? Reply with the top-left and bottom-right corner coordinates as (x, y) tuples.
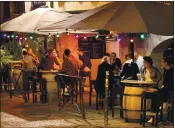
(121, 54), (139, 80)
(110, 52), (122, 75)
(135, 52), (144, 71)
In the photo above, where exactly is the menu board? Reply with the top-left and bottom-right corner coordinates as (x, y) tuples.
(78, 37), (106, 59)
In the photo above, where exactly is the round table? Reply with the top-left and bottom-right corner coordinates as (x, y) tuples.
(39, 70), (59, 103)
(121, 80), (157, 122)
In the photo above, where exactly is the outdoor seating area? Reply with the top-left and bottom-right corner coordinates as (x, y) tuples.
(0, 1), (174, 128)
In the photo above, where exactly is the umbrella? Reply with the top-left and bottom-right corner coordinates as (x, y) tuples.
(39, 2), (174, 36)
(1, 8), (72, 34)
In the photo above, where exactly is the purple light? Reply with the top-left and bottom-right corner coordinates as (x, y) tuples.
(19, 37), (23, 40)
(75, 35), (79, 38)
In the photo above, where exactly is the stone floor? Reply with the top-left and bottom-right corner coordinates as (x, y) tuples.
(0, 90), (173, 128)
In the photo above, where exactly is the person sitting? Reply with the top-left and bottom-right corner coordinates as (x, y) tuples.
(77, 48), (92, 76)
(39, 48), (60, 70)
(159, 57), (174, 108)
(121, 54), (139, 80)
(27, 48), (39, 66)
(61, 49), (79, 96)
(62, 48), (79, 76)
(140, 56), (162, 85)
(95, 56), (112, 95)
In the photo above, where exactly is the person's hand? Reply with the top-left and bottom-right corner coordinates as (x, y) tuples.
(53, 63), (60, 70)
(137, 73), (141, 79)
(84, 66), (91, 72)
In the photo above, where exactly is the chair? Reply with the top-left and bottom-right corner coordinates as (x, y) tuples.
(140, 91), (163, 127)
(30, 77), (47, 104)
(111, 75), (123, 118)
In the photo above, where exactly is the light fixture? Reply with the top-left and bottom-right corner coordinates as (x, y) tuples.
(56, 33), (59, 37)
(29, 36), (33, 40)
(11, 34), (15, 38)
(130, 39), (134, 42)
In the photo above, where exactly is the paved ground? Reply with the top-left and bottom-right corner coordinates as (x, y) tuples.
(0, 89), (173, 128)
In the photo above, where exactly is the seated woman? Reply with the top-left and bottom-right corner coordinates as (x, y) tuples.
(95, 56), (112, 95)
(140, 56), (162, 86)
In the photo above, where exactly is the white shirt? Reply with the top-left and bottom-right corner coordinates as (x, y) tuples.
(136, 55), (144, 71)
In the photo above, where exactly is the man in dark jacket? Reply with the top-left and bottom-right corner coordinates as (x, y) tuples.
(110, 52), (122, 71)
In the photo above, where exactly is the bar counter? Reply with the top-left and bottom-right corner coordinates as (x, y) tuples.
(39, 70), (59, 103)
(121, 80), (157, 122)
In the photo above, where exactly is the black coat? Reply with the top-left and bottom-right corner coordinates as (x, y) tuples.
(95, 62), (112, 94)
(121, 62), (139, 80)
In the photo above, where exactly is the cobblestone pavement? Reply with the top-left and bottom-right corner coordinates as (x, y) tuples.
(0, 92), (173, 128)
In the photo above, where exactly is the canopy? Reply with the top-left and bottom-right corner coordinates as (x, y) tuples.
(1, 8), (72, 34)
(39, 2), (174, 36)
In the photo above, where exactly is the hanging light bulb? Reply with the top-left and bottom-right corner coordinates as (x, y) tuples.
(48, 33), (51, 37)
(3, 33), (7, 37)
(19, 37), (23, 40)
(11, 34), (15, 38)
(29, 36), (33, 40)
(84, 36), (87, 39)
(25, 37), (27, 40)
(56, 33), (59, 37)
(16, 35), (18, 38)
(130, 39), (134, 42)
(95, 34), (99, 39)
(7, 35), (10, 38)
(67, 32), (70, 35)
(140, 33), (146, 40)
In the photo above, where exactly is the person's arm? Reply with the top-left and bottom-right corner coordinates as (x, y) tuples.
(155, 67), (162, 83)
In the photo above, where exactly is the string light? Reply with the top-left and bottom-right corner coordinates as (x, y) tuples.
(67, 32), (69, 35)
(29, 36), (33, 40)
(84, 37), (87, 39)
(75, 34), (79, 38)
(19, 37), (23, 40)
(7, 35), (10, 38)
(140, 33), (146, 40)
(11, 34), (15, 38)
(56, 33), (59, 37)
(130, 39), (134, 42)
(25, 37), (27, 40)
(16, 35), (18, 38)
(95, 34), (99, 39)
(48, 33), (51, 37)
(3, 33), (7, 37)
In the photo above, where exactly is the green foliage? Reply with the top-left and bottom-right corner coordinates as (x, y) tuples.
(0, 40), (22, 68)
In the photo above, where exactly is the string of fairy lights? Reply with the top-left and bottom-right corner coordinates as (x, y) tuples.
(1, 32), (148, 43)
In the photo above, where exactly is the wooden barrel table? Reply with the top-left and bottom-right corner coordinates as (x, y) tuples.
(40, 70), (58, 103)
(121, 80), (157, 122)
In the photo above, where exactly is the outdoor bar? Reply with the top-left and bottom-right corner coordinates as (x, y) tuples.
(0, 1), (174, 128)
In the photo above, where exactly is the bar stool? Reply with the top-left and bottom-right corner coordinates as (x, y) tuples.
(96, 92), (105, 110)
(140, 91), (163, 127)
(167, 91), (174, 124)
(31, 76), (47, 104)
(111, 87), (123, 118)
